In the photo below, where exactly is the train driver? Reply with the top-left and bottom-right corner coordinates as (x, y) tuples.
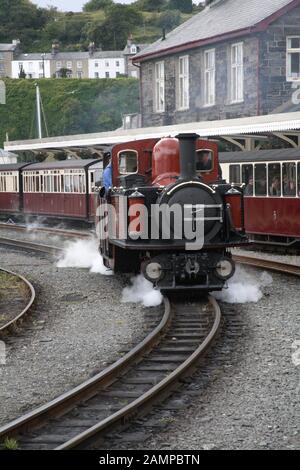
(103, 160), (112, 191)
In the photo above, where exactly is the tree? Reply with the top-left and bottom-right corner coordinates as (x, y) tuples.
(168, 0), (193, 14)
(157, 10), (181, 31)
(83, 0), (113, 12)
(18, 65), (26, 79)
(134, 0), (166, 11)
(0, 0), (53, 49)
(88, 5), (143, 50)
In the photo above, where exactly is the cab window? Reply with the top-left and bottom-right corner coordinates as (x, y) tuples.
(283, 162), (296, 197)
(196, 149), (214, 172)
(254, 164), (267, 197)
(242, 164), (254, 197)
(268, 163), (281, 197)
(118, 150), (138, 175)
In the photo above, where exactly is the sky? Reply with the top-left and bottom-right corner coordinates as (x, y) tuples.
(33, 0), (137, 11)
(33, 1), (203, 12)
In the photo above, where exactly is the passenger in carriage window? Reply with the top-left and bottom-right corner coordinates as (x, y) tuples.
(244, 177), (254, 196)
(284, 179), (296, 197)
(269, 177), (281, 196)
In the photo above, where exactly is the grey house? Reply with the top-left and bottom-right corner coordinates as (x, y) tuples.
(134, 0), (300, 127)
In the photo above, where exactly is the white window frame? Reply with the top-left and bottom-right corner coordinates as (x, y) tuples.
(204, 49), (215, 107)
(231, 42), (244, 103)
(77, 61), (83, 69)
(286, 36), (300, 82)
(178, 55), (189, 111)
(56, 61), (62, 70)
(154, 61), (165, 113)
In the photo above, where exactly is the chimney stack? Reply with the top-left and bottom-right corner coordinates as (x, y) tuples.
(88, 41), (95, 56)
(51, 41), (59, 56)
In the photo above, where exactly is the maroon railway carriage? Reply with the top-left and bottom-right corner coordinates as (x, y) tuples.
(0, 163), (29, 215)
(22, 159), (101, 220)
(220, 148), (300, 247)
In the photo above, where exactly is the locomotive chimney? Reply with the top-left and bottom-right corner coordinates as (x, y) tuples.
(176, 133), (199, 180)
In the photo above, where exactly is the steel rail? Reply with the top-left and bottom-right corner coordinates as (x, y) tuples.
(0, 297), (172, 441)
(0, 268), (36, 334)
(233, 254), (300, 277)
(0, 222), (90, 240)
(57, 296), (221, 450)
(0, 296), (221, 451)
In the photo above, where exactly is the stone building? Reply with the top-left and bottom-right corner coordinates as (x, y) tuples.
(0, 40), (20, 78)
(134, 0), (300, 127)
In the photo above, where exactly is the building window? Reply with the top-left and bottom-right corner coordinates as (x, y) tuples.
(116, 72), (120, 77)
(204, 49), (215, 107)
(105, 72), (110, 78)
(154, 61), (165, 113)
(94, 72), (99, 78)
(56, 61), (62, 69)
(77, 61), (82, 69)
(67, 61), (72, 69)
(287, 37), (300, 82)
(95, 62), (99, 68)
(77, 71), (83, 79)
(116, 60), (120, 67)
(105, 61), (109, 67)
(18, 62), (23, 70)
(231, 43), (244, 103)
(178, 55), (189, 110)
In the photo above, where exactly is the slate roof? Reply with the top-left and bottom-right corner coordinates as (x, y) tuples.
(15, 51), (124, 61)
(0, 43), (17, 52)
(134, 0), (300, 61)
(26, 159), (100, 171)
(219, 147), (300, 163)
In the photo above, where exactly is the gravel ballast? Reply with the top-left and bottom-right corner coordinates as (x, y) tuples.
(104, 265), (299, 451)
(0, 245), (161, 426)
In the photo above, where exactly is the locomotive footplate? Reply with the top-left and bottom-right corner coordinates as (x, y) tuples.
(142, 251), (235, 291)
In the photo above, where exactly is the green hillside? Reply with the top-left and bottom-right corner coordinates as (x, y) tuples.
(0, 78), (140, 146)
(0, 1), (202, 52)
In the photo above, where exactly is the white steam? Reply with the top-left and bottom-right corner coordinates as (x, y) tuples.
(57, 238), (113, 275)
(213, 265), (273, 304)
(122, 274), (163, 308)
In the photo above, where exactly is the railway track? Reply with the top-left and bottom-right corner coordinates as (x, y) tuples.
(232, 254), (300, 277)
(0, 296), (221, 450)
(0, 268), (36, 335)
(0, 222), (90, 240)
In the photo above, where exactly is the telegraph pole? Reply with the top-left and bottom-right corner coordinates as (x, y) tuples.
(35, 84), (42, 139)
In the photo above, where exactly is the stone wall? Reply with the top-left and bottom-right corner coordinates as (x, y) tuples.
(140, 5), (300, 127)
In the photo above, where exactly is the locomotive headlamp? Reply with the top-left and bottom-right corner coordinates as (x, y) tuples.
(143, 261), (163, 282)
(215, 258), (235, 280)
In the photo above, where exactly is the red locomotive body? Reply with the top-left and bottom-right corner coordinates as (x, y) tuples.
(98, 134), (247, 292)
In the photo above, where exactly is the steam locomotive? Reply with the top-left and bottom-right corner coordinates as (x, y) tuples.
(97, 133), (248, 292)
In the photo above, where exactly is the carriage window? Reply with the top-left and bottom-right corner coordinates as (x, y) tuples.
(255, 164), (267, 196)
(119, 151), (138, 175)
(268, 163), (281, 197)
(283, 162), (296, 197)
(298, 163), (300, 196)
(229, 165), (241, 184)
(196, 150), (213, 172)
(242, 164), (254, 196)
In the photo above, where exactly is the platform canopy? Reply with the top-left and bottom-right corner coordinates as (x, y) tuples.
(4, 111), (300, 153)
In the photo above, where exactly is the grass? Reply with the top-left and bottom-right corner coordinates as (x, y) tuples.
(2, 438), (19, 450)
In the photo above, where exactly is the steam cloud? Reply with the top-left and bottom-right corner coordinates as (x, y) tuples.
(57, 238), (113, 275)
(213, 265), (273, 304)
(122, 274), (163, 308)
